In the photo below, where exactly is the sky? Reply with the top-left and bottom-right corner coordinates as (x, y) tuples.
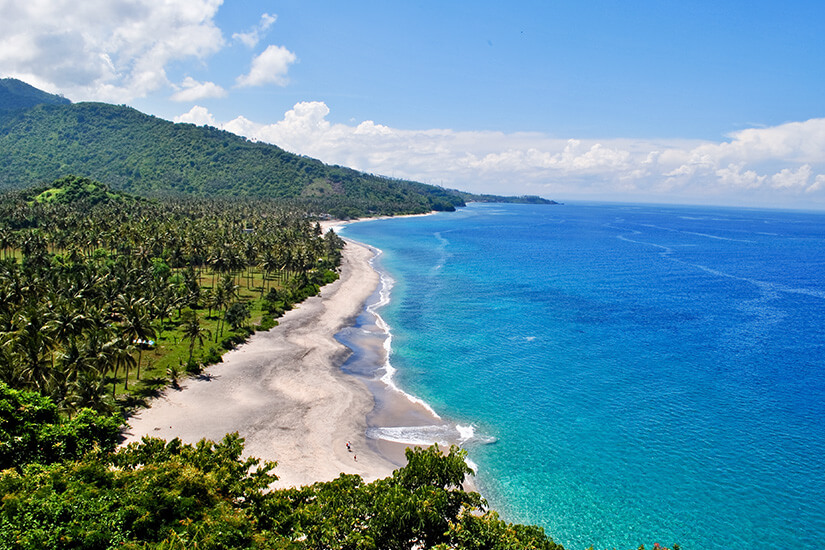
(2, 0), (825, 209)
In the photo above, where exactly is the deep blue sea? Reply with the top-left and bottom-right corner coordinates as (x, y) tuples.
(340, 202), (825, 550)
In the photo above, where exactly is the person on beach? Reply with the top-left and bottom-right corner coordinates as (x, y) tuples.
(346, 441), (351, 451)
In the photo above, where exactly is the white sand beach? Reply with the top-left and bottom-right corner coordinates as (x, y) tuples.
(122, 239), (401, 488)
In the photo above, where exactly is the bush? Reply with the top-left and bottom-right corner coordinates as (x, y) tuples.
(203, 346), (223, 365)
(0, 382), (120, 469)
(220, 335), (246, 351)
(224, 302), (250, 331)
(256, 314), (278, 331)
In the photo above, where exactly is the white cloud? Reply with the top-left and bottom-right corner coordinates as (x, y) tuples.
(0, 0), (224, 102)
(235, 45), (297, 87)
(770, 165), (812, 190)
(181, 102), (825, 208)
(174, 105), (217, 127)
(170, 77), (227, 102)
(233, 13), (277, 48)
(715, 163), (766, 189)
(808, 175), (825, 194)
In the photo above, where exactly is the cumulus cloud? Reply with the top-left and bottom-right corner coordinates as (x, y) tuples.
(236, 45), (297, 87)
(182, 102), (825, 207)
(0, 0), (224, 102)
(715, 163), (766, 189)
(770, 164), (813, 190)
(809, 175), (825, 194)
(170, 77), (227, 102)
(233, 13), (277, 48)
(174, 105), (217, 127)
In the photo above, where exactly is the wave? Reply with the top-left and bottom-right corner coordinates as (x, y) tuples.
(432, 231), (450, 274)
(366, 423), (496, 447)
(365, 246), (442, 419)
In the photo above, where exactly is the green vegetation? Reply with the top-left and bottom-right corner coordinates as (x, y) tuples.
(0, 78), (70, 112)
(0, 389), (564, 549)
(0, 382), (120, 470)
(0, 79), (558, 217)
(30, 174), (141, 205)
(0, 176), (344, 414)
(457, 192), (559, 205)
(0, 100), (465, 217)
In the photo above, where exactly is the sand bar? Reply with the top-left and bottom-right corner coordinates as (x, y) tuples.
(122, 239), (400, 488)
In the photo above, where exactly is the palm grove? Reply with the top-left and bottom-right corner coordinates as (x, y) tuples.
(0, 176), (345, 414)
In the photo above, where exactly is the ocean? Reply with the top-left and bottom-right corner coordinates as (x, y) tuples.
(339, 202), (825, 549)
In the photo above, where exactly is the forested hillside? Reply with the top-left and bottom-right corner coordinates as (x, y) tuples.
(0, 100), (467, 217)
(0, 78), (70, 112)
(0, 79), (558, 217)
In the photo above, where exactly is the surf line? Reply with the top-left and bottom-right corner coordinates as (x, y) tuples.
(362, 243), (479, 449)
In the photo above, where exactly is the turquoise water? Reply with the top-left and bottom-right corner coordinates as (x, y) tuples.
(340, 202), (825, 550)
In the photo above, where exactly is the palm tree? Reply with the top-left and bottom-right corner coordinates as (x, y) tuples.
(260, 250), (280, 294)
(10, 305), (54, 392)
(68, 368), (114, 414)
(218, 274), (239, 340)
(105, 336), (137, 395)
(180, 310), (210, 367)
(115, 294), (156, 382)
(45, 297), (91, 353)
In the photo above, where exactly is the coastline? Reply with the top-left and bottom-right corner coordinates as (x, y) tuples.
(124, 212), (471, 490)
(122, 238), (401, 488)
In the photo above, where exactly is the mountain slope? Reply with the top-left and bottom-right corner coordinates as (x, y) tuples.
(0, 78), (71, 112)
(0, 79), (556, 215)
(0, 101), (468, 215)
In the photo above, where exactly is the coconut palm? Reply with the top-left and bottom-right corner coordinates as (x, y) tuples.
(180, 310), (211, 367)
(115, 294), (156, 381)
(104, 336), (137, 395)
(10, 305), (54, 392)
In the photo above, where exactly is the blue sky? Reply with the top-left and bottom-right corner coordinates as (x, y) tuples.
(2, 1), (825, 208)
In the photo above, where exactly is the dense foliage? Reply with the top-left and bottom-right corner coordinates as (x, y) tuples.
(0, 176), (345, 414)
(0, 99), (465, 217)
(0, 391), (563, 550)
(0, 382), (120, 470)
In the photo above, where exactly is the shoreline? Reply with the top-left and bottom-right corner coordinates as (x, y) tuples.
(123, 212), (472, 489)
(122, 239), (402, 487)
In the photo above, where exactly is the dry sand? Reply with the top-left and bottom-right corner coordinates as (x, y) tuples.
(122, 239), (400, 488)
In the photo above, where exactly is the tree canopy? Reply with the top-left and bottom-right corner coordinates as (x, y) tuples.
(0, 403), (564, 550)
(0, 177), (345, 414)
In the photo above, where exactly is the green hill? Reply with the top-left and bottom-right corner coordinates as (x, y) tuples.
(0, 79), (556, 216)
(0, 78), (71, 112)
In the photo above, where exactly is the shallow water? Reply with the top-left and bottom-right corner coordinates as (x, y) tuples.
(341, 202), (825, 549)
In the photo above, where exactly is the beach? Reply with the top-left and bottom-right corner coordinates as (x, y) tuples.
(122, 238), (409, 488)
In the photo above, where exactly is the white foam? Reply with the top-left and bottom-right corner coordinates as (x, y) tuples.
(366, 423), (497, 450)
(365, 246), (442, 419)
(367, 425), (456, 446)
(456, 424), (475, 443)
(325, 223), (347, 234)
